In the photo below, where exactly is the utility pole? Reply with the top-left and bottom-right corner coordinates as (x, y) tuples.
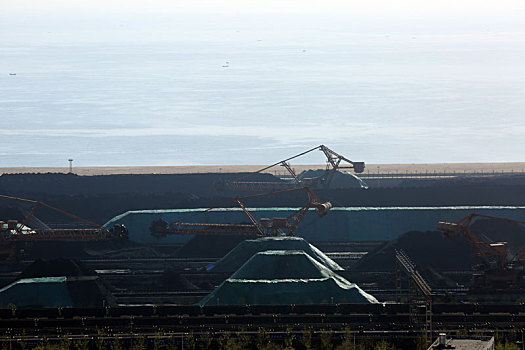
(68, 159), (73, 174)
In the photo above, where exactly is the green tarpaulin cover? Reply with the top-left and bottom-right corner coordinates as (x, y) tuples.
(0, 277), (73, 308)
(210, 236), (342, 273)
(199, 250), (377, 306)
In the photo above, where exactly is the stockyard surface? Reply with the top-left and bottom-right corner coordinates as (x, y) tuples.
(0, 165), (525, 349)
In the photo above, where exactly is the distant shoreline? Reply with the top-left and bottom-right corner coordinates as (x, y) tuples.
(1, 162), (524, 176)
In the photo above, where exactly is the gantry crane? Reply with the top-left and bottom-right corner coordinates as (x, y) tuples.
(216, 144), (366, 192)
(150, 186), (332, 238)
(0, 194), (127, 240)
(151, 145), (361, 239)
(0, 194), (128, 261)
(437, 213), (525, 290)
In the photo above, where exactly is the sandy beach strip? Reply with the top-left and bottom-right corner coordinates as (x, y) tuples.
(0, 162), (524, 176)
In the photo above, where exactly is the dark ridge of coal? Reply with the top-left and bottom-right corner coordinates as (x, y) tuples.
(1, 172), (525, 226)
(421, 267), (462, 289)
(352, 230), (477, 272)
(19, 241), (91, 259)
(80, 237), (162, 259)
(0, 206), (26, 221)
(157, 269), (198, 291)
(3, 184), (525, 227)
(351, 219), (525, 287)
(0, 172), (278, 197)
(323, 185), (525, 206)
(0, 205), (49, 232)
(471, 218), (525, 255)
(173, 235), (248, 258)
(18, 259), (97, 279)
(432, 174), (525, 187)
(14, 259), (116, 307)
(17, 238), (141, 260)
(67, 278), (116, 307)
(92, 246), (164, 259)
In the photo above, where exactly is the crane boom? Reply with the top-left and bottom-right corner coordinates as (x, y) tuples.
(217, 144), (366, 192)
(437, 213), (525, 268)
(437, 213), (525, 290)
(150, 186), (332, 238)
(0, 194), (128, 262)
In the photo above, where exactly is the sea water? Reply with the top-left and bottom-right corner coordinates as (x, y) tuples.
(1, 12), (524, 166)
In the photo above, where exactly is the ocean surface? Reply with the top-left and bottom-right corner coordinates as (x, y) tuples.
(1, 12), (525, 167)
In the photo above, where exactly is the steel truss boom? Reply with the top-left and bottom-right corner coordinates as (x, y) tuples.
(437, 213), (525, 267)
(219, 144), (365, 192)
(0, 194), (126, 241)
(150, 186), (332, 238)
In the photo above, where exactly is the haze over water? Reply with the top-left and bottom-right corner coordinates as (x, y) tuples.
(1, 3), (525, 167)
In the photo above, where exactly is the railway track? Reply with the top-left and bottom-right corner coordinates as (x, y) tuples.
(1, 303), (525, 337)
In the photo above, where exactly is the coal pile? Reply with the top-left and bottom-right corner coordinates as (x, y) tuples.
(157, 269), (198, 291)
(19, 239), (145, 260)
(2, 172), (525, 229)
(19, 259), (96, 279)
(67, 277), (115, 308)
(0, 206), (26, 221)
(471, 218), (525, 255)
(0, 172), (278, 197)
(20, 241), (92, 259)
(0, 205), (49, 230)
(90, 245), (164, 259)
(174, 235), (248, 258)
(352, 231), (476, 272)
(352, 218), (525, 273)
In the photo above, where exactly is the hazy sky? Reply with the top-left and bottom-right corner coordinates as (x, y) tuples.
(4, 0), (525, 44)
(5, 0), (525, 14)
